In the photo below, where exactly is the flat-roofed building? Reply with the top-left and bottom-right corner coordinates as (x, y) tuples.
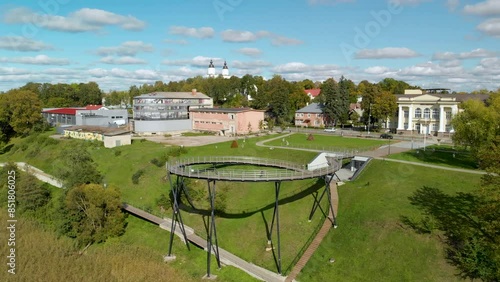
(132, 89), (213, 135)
(191, 108), (264, 136)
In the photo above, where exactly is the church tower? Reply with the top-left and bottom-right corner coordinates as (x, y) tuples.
(207, 59), (215, 77)
(222, 60), (229, 79)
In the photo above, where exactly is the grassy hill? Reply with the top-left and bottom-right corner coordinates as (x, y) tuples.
(0, 131), (482, 281)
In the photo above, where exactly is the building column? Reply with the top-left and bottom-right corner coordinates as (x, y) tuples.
(407, 105), (413, 130)
(450, 105), (459, 132)
(438, 105), (446, 132)
(397, 105), (404, 130)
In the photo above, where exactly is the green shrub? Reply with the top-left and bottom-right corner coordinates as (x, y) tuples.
(131, 169), (145, 184)
(114, 150), (122, 157)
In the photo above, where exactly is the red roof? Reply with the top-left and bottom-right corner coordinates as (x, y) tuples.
(85, 105), (103, 110)
(304, 89), (321, 98)
(43, 108), (78, 115)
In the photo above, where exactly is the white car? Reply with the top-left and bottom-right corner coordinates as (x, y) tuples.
(323, 128), (336, 132)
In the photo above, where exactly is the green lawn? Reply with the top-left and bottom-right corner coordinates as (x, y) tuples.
(388, 145), (478, 170)
(264, 133), (389, 152)
(299, 160), (482, 282)
(0, 132), (484, 281)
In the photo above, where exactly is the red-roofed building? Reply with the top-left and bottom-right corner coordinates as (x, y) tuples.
(304, 89), (321, 100)
(42, 105), (127, 127)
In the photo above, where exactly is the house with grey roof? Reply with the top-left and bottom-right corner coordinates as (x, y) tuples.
(294, 103), (326, 128)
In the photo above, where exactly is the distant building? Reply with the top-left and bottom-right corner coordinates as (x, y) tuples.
(304, 89), (321, 100)
(294, 103), (326, 128)
(191, 108), (265, 136)
(395, 89), (489, 136)
(62, 125), (131, 148)
(132, 90), (213, 135)
(42, 105), (128, 127)
(207, 60), (230, 79)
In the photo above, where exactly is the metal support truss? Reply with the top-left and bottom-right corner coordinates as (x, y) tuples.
(206, 179), (221, 278)
(167, 172), (190, 257)
(267, 181), (283, 274)
(308, 175), (336, 226)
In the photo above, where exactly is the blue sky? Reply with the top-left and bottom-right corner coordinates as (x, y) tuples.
(0, 0), (499, 92)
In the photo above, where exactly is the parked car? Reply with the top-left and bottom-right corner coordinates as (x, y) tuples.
(380, 133), (393, 139)
(323, 128), (336, 132)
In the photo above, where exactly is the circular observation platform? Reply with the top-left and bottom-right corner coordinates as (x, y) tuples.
(166, 156), (342, 182)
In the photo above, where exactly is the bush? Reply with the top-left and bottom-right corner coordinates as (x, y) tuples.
(131, 169), (145, 185)
(114, 150), (122, 157)
(230, 140), (238, 148)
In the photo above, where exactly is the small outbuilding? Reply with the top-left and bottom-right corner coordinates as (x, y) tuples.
(62, 126), (131, 148)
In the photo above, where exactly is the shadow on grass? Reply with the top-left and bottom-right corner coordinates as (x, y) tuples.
(179, 179), (324, 219)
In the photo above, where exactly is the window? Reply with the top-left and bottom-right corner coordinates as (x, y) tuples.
(445, 124), (452, 132)
(414, 108), (421, 118)
(432, 108), (439, 119)
(424, 108), (430, 119)
(404, 110), (409, 118)
(446, 111), (452, 120)
(432, 123), (438, 132)
(404, 123), (408, 129)
(229, 114), (235, 120)
(307, 114), (311, 118)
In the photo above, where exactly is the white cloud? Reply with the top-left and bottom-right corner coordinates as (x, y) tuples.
(355, 47), (420, 59)
(0, 36), (53, 52)
(307, 0), (355, 5)
(161, 56), (224, 67)
(232, 60), (272, 69)
(221, 29), (302, 45)
(168, 26), (215, 38)
(364, 66), (390, 74)
(163, 39), (189, 45)
(0, 55), (69, 65)
(100, 56), (147, 65)
(3, 7), (145, 33)
(95, 41), (154, 56)
(446, 0), (460, 12)
(390, 0), (431, 6)
(271, 36), (303, 46)
(477, 18), (500, 37)
(464, 0), (500, 16)
(221, 30), (260, 42)
(236, 47), (262, 57)
(432, 48), (497, 60)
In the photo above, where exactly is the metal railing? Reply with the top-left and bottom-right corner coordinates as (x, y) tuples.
(166, 156), (342, 181)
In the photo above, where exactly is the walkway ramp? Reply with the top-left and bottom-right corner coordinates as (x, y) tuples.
(285, 181), (338, 282)
(122, 203), (285, 282)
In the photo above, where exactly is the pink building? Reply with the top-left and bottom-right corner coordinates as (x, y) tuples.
(191, 108), (265, 136)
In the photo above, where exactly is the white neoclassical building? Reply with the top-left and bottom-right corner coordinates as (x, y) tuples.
(395, 89), (489, 136)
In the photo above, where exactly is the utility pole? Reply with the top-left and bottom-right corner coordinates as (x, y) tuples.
(367, 103), (372, 134)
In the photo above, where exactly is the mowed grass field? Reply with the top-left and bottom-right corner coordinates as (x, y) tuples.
(298, 160), (482, 282)
(388, 145), (478, 170)
(0, 131), (483, 281)
(264, 133), (389, 151)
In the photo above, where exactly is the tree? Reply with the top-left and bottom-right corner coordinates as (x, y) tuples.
(322, 77), (349, 126)
(371, 91), (397, 129)
(451, 95), (499, 156)
(0, 89), (43, 137)
(56, 145), (102, 188)
(266, 75), (291, 124)
(17, 170), (51, 213)
(65, 184), (126, 246)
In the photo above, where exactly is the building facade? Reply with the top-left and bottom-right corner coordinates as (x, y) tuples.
(294, 103), (326, 128)
(191, 108), (264, 136)
(42, 106), (127, 127)
(132, 90), (213, 134)
(395, 89), (489, 136)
